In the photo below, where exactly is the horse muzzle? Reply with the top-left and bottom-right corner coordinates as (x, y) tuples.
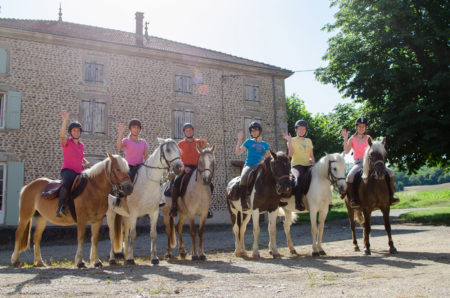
(121, 183), (134, 196)
(337, 181), (347, 196)
(172, 161), (184, 175)
(276, 183), (292, 197)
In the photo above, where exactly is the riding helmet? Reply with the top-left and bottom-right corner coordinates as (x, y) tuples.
(128, 119), (142, 130)
(295, 120), (308, 128)
(67, 121), (82, 133)
(248, 121), (262, 133)
(183, 123), (194, 131)
(355, 117), (368, 127)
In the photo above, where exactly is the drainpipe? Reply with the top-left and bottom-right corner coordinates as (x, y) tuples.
(272, 75), (279, 151)
(135, 12), (144, 47)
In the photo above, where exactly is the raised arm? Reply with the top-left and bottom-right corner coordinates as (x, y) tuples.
(60, 110), (69, 146)
(342, 128), (352, 154)
(283, 132), (294, 157)
(116, 123), (125, 150)
(235, 131), (246, 156)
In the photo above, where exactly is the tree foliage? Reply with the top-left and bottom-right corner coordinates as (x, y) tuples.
(316, 0), (450, 172)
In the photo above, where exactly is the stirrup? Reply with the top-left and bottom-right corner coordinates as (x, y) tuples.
(390, 197), (400, 205)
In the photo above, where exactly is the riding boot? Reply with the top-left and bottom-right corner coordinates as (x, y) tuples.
(239, 184), (249, 211)
(386, 174), (400, 206)
(294, 191), (305, 211)
(169, 183), (179, 217)
(56, 186), (69, 217)
(207, 208), (213, 218)
(347, 182), (360, 209)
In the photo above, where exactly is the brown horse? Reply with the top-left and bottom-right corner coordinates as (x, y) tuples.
(162, 145), (215, 260)
(345, 139), (398, 255)
(226, 151), (292, 258)
(11, 153), (133, 268)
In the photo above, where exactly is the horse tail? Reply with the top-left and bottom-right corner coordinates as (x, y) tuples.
(17, 218), (32, 253)
(355, 210), (365, 225)
(169, 216), (177, 248)
(277, 207), (285, 217)
(113, 214), (123, 253)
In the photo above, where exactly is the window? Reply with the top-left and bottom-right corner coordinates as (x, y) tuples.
(81, 99), (106, 135)
(245, 84), (259, 102)
(85, 62), (104, 83)
(173, 108), (194, 140)
(0, 93), (4, 129)
(244, 116), (262, 139)
(0, 164), (5, 223)
(175, 75), (191, 94)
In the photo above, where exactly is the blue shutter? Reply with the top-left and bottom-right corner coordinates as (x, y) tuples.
(0, 48), (7, 74)
(6, 161), (24, 226)
(81, 99), (92, 134)
(6, 91), (21, 129)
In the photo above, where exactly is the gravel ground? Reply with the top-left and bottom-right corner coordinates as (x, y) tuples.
(0, 209), (449, 297)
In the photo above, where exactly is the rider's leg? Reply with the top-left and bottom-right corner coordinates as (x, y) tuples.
(292, 166), (305, 211)
(385, 168), (400, 205)
(346, 163), (361, 208)
(239, 166), (254, 211)
(56, 186), (70, 217)
(169, 173), (183, 217)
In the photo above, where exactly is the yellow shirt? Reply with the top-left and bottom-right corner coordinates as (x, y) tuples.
(289, 137), (313, 166)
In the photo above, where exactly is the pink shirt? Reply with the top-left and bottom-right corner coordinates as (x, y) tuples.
(61, 138), (84, 173)
(122, 138), (148, 166)
(351, 135), (369, 159)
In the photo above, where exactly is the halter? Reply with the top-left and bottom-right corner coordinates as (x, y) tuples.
(328, 160), (346, 186)
(142, 141), (181, 171)
(104, 159), (130, 193)
(195, 151), (214, 182)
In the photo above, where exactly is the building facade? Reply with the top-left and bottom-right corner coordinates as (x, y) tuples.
(0, 13), (292, 225)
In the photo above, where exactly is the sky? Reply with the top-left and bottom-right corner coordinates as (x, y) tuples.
(0, 0), (351, 114)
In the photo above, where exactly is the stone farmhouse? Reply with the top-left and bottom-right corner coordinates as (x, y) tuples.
(0, 12), (293, 225)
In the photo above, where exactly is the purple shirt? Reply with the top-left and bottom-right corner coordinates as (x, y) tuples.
(61, 138), (84, 173)
(122, 138), (148, 166)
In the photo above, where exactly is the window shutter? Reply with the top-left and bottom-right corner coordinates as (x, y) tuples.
(0, 49), (7, 74)
(6, 91), (21, 129)
(98, 64), (104, 82)
(93, 101), (105, 134)
(253, 86), (259, 101)
(184, 110), (193, 125)
(174, 109), (183, 139)
(245, 85), (251, 101)
(5, 161), (24, 225)
(175, 76), (182, 92)
(81, 99), (92, 134)
(185, 77), (191, 93)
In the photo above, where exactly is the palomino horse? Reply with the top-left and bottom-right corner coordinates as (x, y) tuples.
(226, 151), (292, 258)
(278, 153), (347, 256)
(11, 153), (133, 268)
(161, 145), (216, 260)
(345, 138), (398, 255)
(106, 138), (183, 265)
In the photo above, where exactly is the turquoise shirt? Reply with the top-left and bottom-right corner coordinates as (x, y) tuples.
(243, 139), (269, 166)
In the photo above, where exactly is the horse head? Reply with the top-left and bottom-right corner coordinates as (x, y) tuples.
(362, 138), (387, 180)
(325, 153), (347, 195)
(267, 151), (292, 196)
(157, 138), (184, 175)
(197, 144), (215, 185)
(106, 152), (134, 195)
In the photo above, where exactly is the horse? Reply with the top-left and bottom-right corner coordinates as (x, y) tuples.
(278, 153), (347, 256)
(226, 151), (292, 258)
(10, 153), (133, 268)
(345, 138), (398, 255)
(161, 145), (216, 260)
(106, 138), (183, 265)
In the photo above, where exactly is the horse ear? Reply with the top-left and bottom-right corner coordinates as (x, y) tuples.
(107, 152), (113, 160)
(381, 137), (386, 145)
(270, 150), (277, 159)
(157, 137), (164, 144)
(368, 137), (373, 146)
(211, 144), (216, 152)
(341, 151), (345, 158)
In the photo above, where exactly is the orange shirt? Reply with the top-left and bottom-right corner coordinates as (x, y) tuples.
(178, 138), (205, 166)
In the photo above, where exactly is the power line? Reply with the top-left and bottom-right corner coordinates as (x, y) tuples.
(292, 69), (316, 73)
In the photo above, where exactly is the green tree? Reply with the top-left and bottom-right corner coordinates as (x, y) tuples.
(316, 0), (450, 173)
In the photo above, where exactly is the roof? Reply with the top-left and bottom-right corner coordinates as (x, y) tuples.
(0, 18), (293, 75)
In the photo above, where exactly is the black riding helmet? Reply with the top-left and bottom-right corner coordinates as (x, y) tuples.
(295, 120), (308, 137)
(67, 121), (82, 133)
(129, 119), (142, 130)
(183, 123), (194, 131)
(248, 121), (262, 139)
(355, 117), (368, 127)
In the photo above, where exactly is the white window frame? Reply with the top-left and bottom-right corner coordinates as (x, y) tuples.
(173, 108), (194, 140)
(81, 99), (106, 136)
(0, 163), (5, 224)
(0, 93), (4, 129)
(245, 84), (259, 102)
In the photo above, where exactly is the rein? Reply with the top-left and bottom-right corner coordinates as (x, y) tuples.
(196, 151), (214, 182)
(104, 159), (129, 193)
(142, 141), (181, 171)
(328, 160), (346, 186)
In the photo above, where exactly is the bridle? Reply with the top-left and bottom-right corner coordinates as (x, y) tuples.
(104, 159), (131, 194)
(142, 141), (181, 171)
(269, 160), (292, 195)
(368, 152), (386, 178)
(328, 160), (346, 187)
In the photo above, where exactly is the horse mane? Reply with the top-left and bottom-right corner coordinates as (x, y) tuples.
(85, 154), (129, 178)
(362, 141), (386, 179)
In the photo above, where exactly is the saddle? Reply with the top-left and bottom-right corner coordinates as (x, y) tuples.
(163, 170), (195, 198)
(228, 167), (259, 201)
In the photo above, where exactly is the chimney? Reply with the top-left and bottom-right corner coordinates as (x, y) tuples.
(135, 12), (144, 47)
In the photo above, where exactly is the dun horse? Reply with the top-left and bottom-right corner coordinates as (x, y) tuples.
(345, 138), (398, 255)
(278, 153), (347, 256)
(226, 151), (292, 258)
(11, 153), (133, 268)
(162, 145), (216, 260)
(106, 138), (183, 265)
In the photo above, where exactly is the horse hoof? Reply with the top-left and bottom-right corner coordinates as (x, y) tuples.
(164, 253), (173, 259)
(12, 261), (21, 268)
(199, 255), (206, 261)
(114, 252), (124, 259)
(252, 253), (260, 259)
(151, 258), (159, 265)
(312, 252), (320, 257)
(290, 250), (297, 255)
(94, 261), (103, 268)
(125, 259), (136, 265)
(390, 247), (398, 254)
(364, 250), (371, 256)
(354, 246), (360, 252)
(272, 253), (282, 259)
(180, 252), (187, 259)
(319, 250), (326, 256)
(108, 259), (117, 266)
(77, 262), (87, 269)
(192, 255), (199, 261)
(34, 261), (46, 267)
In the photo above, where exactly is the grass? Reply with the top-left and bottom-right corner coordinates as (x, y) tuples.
(397, 208), (450, 225)
(393, 189), (450, 209)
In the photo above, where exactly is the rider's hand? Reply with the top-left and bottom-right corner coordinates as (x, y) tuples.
(117, 123), (125, 135)
(341, 128), (348, 138)
(237, 131), (244, 140)
(185, 167), (191, 174)
(283, 132), (291, 141)
(61, 110), (69, 121)
(83, 160), (90, 169)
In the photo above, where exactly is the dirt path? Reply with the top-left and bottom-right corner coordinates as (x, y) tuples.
(1, 213), (449, 297)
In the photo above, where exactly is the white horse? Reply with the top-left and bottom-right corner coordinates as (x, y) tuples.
(106, 138), (183, 265)
(278, 153), (347, 256)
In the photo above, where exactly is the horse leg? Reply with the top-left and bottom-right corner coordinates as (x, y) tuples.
(89, 221), (103, 267)
(177, 213), (187, 259)
(33, 215), (47, 267)
(198, 215), (207, 261)
(162, 205), (174, 259)
(149, 209), (160, 264)
(189, 217), (198, 260)
(268, 211), (281, 258)
(346, 204), (359, 251)
(123, 218), (130, 261)
(125, 216), (138, 265)
(381, 207), (397, 254)
(309, 210), (319, 256)
(106, 210), (121, 265)
(75, 220), (87, 268)
(317, 207), (328, 256)
(363, 210), (372, 255)
(251, 209), (261, 258)
(231, 210), (243, 257)
(282, 208), (297, 255)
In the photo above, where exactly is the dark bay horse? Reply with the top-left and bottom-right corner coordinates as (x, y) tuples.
(345, 139), (398, 255)
(226, 151), (292, 258)
(162, 145), (215, 260)
(11, 153), (133, 268)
